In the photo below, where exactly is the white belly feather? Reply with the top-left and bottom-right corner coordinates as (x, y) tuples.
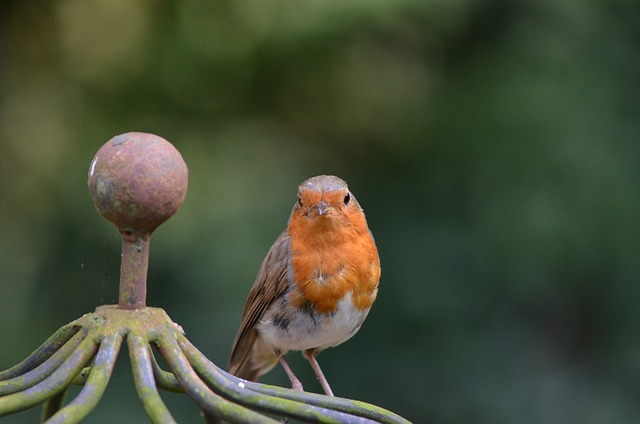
(257, 292), (370, 352)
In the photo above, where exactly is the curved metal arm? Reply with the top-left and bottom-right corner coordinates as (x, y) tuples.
(156, 334), (279, 424)
(180, 336), (382, 424)
(0, 332), (85, 396)
(149, 350), (182, 393)
(0, 334), (98, 417)
(0, 306), (411, 423)
(129, 334), (177, 424)
(0, 325), (81, 382)
(235, 378), (410, 424)
(44, 333), (123, 424)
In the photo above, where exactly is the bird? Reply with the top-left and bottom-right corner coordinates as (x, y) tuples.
(228, 175), (380, 396)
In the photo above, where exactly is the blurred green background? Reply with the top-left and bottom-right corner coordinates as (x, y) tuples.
(1, 0), (639, 422)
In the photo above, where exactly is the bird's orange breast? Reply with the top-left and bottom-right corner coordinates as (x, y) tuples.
(288, 214), (380, 314)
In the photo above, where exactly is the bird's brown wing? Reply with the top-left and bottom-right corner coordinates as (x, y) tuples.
(228, 231), (291, 379)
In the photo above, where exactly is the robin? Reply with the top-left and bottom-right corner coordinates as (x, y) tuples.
(228, 175), (380, 396)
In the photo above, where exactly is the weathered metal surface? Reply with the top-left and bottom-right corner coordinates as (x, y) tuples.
(87, 132), (188, 234)
(117, 232), (150, 310)
(87, 132), (188, 310)
(0, 325), (81, 381)
(180, 337), (375, 423)
(129, 334), (177, 424)
(45, 333), (123, 424)
(1, 305), (410, 423)
(0, 332), (85, 395)
(0, 334), (98, 416)
(157, 334), (279, 424)
(180, 337), (408, 424)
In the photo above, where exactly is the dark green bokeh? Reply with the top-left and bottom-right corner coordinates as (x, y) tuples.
(1, 0), (639, 422)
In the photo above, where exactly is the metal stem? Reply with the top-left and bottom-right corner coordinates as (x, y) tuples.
(118, 231), (151, 310)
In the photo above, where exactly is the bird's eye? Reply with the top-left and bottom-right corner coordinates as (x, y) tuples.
(298, 197), (303, 207)
(344, 192), (351, 205)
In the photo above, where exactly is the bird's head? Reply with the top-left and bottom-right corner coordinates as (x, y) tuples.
(287, 175), (371, 247)
(293, 175), (360, 220)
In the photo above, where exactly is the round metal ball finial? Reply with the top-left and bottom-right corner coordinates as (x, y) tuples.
(88, 132), (188, 310)
(88, 132), (188, 234)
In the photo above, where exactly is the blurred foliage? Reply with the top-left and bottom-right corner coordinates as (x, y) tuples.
(1, 0), (640, 422)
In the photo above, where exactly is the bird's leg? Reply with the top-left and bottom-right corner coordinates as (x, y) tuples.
(303, 349), (334, 397)
(276, 350), (304, 392)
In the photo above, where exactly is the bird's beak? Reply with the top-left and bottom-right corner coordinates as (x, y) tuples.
(316, 200), (330, 216)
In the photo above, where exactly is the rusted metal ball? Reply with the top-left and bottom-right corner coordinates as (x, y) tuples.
(88, 132), (188, 233)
